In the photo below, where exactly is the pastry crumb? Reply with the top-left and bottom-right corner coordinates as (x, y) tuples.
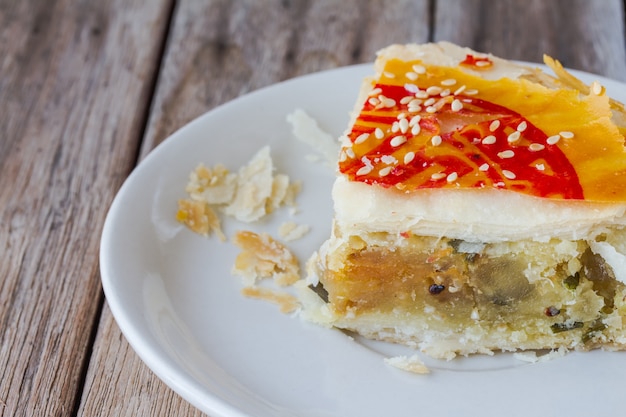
(232, 230), (302, 313)
(176, 199), (226, 241)
(232, 230), (300, 287)
(185, 163), (237, 205)
(287, 108), (339, 166)
(278, 221), (311, 241)
(241, 286), (299, 313)
(384, 354), (430, 374)
(177, 146), (300, 238)
(223, 146), (276, 222)
(513, 347), (569, 363)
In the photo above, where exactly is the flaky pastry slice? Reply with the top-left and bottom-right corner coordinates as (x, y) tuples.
(298, 42), (626, 359)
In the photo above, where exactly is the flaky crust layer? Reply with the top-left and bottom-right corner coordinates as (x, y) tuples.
(333, 176), (626, 242)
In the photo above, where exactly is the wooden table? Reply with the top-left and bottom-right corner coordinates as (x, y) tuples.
(1, 1), (625, 415)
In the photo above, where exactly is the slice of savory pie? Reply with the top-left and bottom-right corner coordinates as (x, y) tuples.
(298, 42), (626, 359)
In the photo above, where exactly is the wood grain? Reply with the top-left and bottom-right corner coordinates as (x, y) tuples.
(77, 308), (206, 417)
(433, 0), (626, 80)
(0, 0), (172, 416)
(140, 0), (431, 154)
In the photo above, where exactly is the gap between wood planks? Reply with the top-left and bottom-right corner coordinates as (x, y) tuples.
(428, 0), (437, 42)
(68, 1), (179, 416)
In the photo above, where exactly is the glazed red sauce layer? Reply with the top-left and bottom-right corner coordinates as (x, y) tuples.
(339, 82), (583, 199)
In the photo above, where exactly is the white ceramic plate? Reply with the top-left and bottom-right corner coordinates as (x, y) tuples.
(101, 64), (626, 417)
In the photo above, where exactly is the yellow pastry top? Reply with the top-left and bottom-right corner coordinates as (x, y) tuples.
(339, 47), (626, 202)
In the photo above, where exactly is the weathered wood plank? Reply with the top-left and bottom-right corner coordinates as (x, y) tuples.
(0, 0), (172, 416)
(139, 0), (431, 154)
(77, 308), (206, 417)
(433, 0), (626, 80)
(80, 0), (429, 416)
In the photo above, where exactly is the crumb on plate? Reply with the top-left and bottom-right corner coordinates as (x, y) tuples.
(240, 286), (299, 314)
(176, 199), (226, 241)
(177, 146), (300, 238)
(232, 230), (300, 287)
(286, 108), (339, 166)
(384, 354), (430, 374)
(278, 221), (311, 241)
(513, 347), (569, 363)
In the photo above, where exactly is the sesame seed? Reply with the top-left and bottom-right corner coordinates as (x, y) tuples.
(382, 97), (396, 108)
(405, 72), (418, 81)
(424, 98), (436, 106)
(391, 121), (400, 133)
(451, 99), (463, 112)
(454, 85), (467, 95)
(502, 170), (516, 179)
(409, 115), (421, 126)
(405, 83), (419, 93)
(431, 172), (446, 180)
(441, 78), (457, 86)
(399, 118), (409, 133)
(374, 128), (384, 139)
(517, 121), (528, 132)
(431, 135), (442, 146)
(383, 71), (395, 78)
(390, 135), (407, 147)
(381, 155), (397, 164)
(404, 152), (415, 164)
(354, 133), (369, 144)
(559, 131), (574, 139)
(368, 87), (382, 96)
(447, 172), (458, 182)
(339, 151), (347, 162)
(535, 163), (545, 171)
(412, 64), (426, 74)
(378, 166), (392, 177)
(368, 97), (380, 106)
(464, 89), (479, 95)
(408, 105), (422, 113)
(482, 135), (496, 145)
(415, 90), (429, 99)
(489, 120), (501, 132)
(426, 86), (443, 96)
(498, 150), (515, 159)
(356, 165), (373, 176)
(397, 112), (407, 119)
(426, 106), (437, 113)
(507, 131), (521, 143)
(479, 163), (489, 171)
(546, 135), (560, 145)
(529, 143), (545, 151)
(400, 96), (413, 105)
(495, 181), (505, 187)
(591, 81), (603, 95)
(440, 89), (451, 97)
(411, 123), (422, 135)
(408, 98), (423, 108)
(345, 148), (355, 159)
